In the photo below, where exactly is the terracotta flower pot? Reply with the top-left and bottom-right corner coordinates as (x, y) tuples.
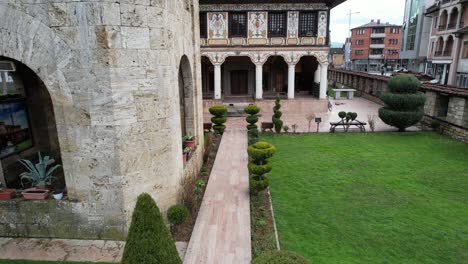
(21, 188), (49, 200)
(0, 189), (16, 200)
(184, 139), (196, 150)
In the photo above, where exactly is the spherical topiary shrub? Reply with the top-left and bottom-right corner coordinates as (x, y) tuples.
(122, 193), (182, 264)
(248, 141), (276, 194)
(167, 204), (189, 225)
(379, 75), (427, 132)
(245, 104), (261, 130)
(252, 251), (311, 264)
(248, 128), (260, 145)
(272, 96), (283, 133)
(209, 105), (228, 134)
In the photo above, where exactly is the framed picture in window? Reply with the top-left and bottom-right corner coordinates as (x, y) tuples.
(0, 98), (33, 158)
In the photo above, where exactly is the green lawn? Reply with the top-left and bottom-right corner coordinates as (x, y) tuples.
(262, 132), (468, 263)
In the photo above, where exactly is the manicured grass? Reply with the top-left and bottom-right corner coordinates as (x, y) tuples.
(0, 261), (112, 264)
(262, 132), (468, 263)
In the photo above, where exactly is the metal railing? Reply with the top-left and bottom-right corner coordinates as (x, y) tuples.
(443, 50), (452, 56)
(434, 51), (443, 56)
(447, 23), (456, 30)
(438, 25), (447, 31)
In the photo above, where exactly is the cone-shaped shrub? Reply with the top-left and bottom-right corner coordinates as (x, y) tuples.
(378, 75), (426, 132)
(121, 193), (182, 264)
(252, 251), (311, 264)
(248, 141), (276, 194)
(245, 104), (261, 130)
(209, 105), (228, 134)
(272, 96), (283, 133)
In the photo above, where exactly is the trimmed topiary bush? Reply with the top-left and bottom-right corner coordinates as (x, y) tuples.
(248, 141), (276, 194)
(245, 104), (261, 130)
(272, 96), (283, 133)
(379, 75), (427, 132)
(209, 105), (228, 134)
(248, 128), (260, 145)
(167, 204), (189, 225)
(252, 251), (311, 264)
(121, 193), (182, 264)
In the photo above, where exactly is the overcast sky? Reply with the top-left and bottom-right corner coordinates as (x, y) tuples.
(330, 0), (406, 45)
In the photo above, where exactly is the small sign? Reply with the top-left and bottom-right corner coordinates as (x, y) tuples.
(315, 117), (322, 123)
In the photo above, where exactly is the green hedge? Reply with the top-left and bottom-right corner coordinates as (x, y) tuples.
(378, 108), (424, 130)
(252, 251), (311, 264)
(380, 92), (427, 110)
(248, 142), (277, 160)
(167, 204), (189, 225)
(121, 193), (182, 264)
(209, 105), (228, 134)
(388, 75), (421, 93)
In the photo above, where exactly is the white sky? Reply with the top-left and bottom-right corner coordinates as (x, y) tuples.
(330, 0), (406, 45)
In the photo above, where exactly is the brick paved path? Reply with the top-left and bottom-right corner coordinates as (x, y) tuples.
(184, 124), (251, 264)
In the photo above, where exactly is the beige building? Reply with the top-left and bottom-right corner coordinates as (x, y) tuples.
(0, 1), (203, 239)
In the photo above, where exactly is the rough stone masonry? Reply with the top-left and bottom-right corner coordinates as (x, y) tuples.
(0, 0), (204, 239)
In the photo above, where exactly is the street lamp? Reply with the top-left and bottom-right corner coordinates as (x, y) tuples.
(347, 10), (360, 70)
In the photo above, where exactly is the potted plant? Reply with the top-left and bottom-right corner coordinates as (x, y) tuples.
(183, 132), (196, 150)
(18, 152), (61, 199)
(183, 147), (191, 167)
(0, 182), (15, 200)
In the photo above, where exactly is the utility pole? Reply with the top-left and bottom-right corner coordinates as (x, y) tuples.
(347, 10), (360, 70)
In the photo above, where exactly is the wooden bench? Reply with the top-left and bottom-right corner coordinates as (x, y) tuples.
(330, 120), (367, 132)
(203, 123), (212, 132)
(261, 122), (274, 132)
(333, 88), (357, 100)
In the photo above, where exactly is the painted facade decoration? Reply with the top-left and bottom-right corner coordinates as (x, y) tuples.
(248, 12), (268, 39)
(318, 11), (328, 39)
(209, 12), (228, 39)
(287, 12), (299, 39)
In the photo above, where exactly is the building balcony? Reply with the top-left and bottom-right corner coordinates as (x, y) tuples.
(447, 23), (456, 30)
(438, 25), (447, 31)
(370, 33), (386, 38)
(434, 51), (443, 57)
(369, 54), (384, 59)
(370, 44), (385, 49)
(443, 50), (452, 56)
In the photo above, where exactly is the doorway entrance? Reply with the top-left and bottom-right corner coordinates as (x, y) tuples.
(230, 70), (249, 95)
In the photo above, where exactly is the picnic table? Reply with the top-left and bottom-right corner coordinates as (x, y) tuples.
(330, 120), (367, 132)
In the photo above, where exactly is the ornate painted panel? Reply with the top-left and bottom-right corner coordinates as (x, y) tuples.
(208, 12), (228, 40)
(287, 12), (299, 39)
(248, 12), (268, 39)
(318, 11), (328, 38)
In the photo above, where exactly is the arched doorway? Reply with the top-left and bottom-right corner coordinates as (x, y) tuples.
(263, 56), (288, 98)
(295, 56), (320, 97)
(0, 57), (63, 190)
(201, 56), (214, 99)
(222, 56), (255, 99)
(178, 55), (195, 136)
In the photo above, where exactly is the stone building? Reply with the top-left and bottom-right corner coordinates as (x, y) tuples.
(350, 20), (403, 72)
(0, 1), (204, 239)
(199, 0), (345, 103)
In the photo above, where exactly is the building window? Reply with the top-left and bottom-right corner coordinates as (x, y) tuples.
(462, 41), (468, 58)
(390, 27), (401, 34)
(200, 12), (207, 38)
(387, 49), (399, 55)
(299, 12), (318, 37)
(356, 39), (364, 45)
(373, 28), (385, 34)
(355, 50), (364, 55)
(371, 38), (384, 44)
(229, 12), (247, 38)
(355, 29), (366, 35)
(371, 49), (383, 55)
(389, 39), (398, 45)
(268, 12), (287, 37)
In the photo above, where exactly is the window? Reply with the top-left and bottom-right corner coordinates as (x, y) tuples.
(229, 12), (247, 38)
(389, 39), (398, 45)
(268, 12), (287, 37)
(387, 49), (399, 55)
(299, 12), (318, 37)
(371, 49), (383, 55)
(200, 12), (207, 38)
(356, 39), (364, 45)
(355, 50), (364, 55)
(373, 28), (385, 34)
(355, 29), (366, 35)
(371, 38), (384, 44)
(463, 41), (468, 58)
(390, 27), (400, 34)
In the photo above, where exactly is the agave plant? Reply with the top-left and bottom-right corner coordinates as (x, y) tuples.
(18, 153), (62, 189)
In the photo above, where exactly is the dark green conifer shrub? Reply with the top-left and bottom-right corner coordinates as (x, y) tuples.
(252, 251), (311, 264)
(167, 204), (189, 225)
(378, 75), (427, 132)
(248, 128), (260, 145)
(272, 96), (283, 133)
(245, 104), (261, 130)
(209, 105), (228, 134)
(121, 193), (182, 264)
(248, 141), (276, 194)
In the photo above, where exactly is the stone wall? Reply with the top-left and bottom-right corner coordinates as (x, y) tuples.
(328, 69), (468, 143)
(0, 0), (204, 239)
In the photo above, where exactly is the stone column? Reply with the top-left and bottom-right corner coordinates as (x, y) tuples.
(319, 63), (329, 99)
(314, 66), (321, 83)
(255, 63), (264, 99)
(288, 63), (296, 99)
(214, 64), (222, 100)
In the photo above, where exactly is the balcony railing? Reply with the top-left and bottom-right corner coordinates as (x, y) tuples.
(447, 23), (456, 30)
(443, 50), (452, 56)
(442, 0), (451, 4)
(434, 51), (443, 56)
(438, 25), (447, 31)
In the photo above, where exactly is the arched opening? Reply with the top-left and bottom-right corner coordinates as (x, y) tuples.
(448, 8), (459, 29)
(263, 56), (288, 98)
(445, 36), (454, 56)
(295, 56), (320, 97)
(222, 56), (255, 99)
(435, 37), (444, 56)
(0, 57), (64, 190)
(178, 56), (195, 137)
(439, 10), (448, 30)
(201, 56), (214, 99)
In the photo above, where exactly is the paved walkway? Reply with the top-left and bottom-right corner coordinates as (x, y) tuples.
(184, 125), (251, 264)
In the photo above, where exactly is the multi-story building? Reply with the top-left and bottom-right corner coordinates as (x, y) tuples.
(199, 0), (346, 101)
(350, 20), (403, 72)
(344, 37), (352, 69)
(329, 48), (345, 68)
(401, 0), (435, 72)
(426, 0), (468, 87)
